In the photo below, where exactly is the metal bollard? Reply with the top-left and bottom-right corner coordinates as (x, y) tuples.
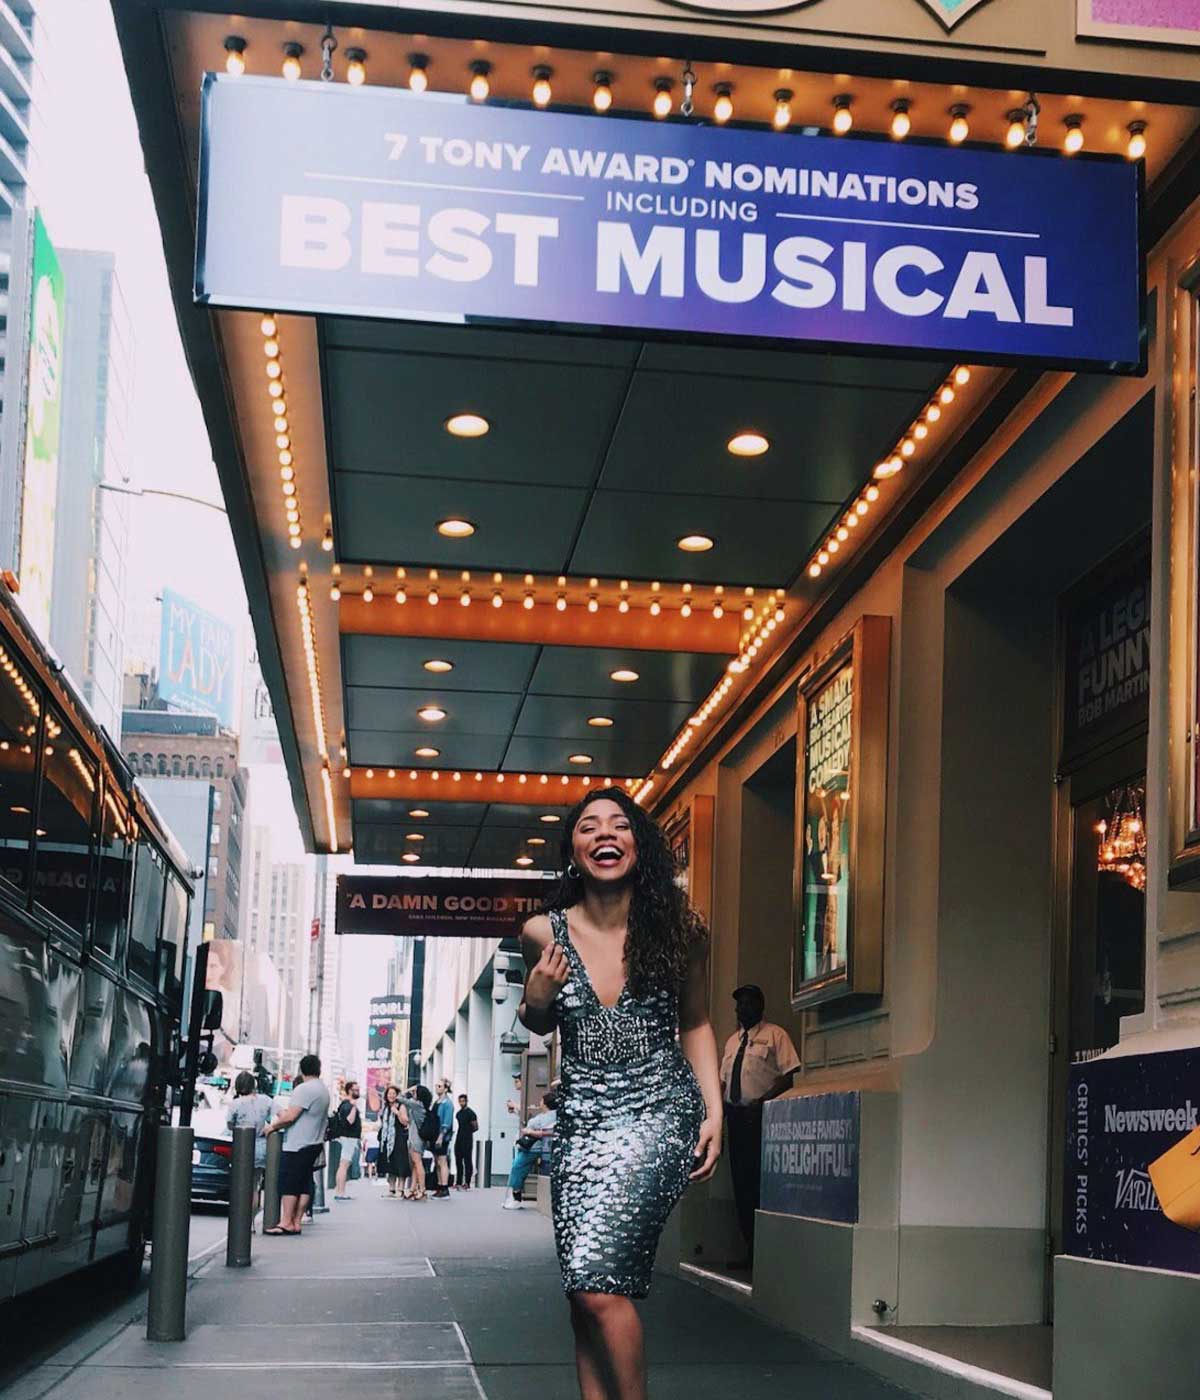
(263, 1130), (282, 1232)
(147, 1124), (193, 1342)
(311, 1148), (329, 1213)
(226, 1126), (255, 1267)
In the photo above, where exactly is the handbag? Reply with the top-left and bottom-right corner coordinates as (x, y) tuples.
(1147, 1126), (1200, 1230)
(516, 1134), (537, 1153)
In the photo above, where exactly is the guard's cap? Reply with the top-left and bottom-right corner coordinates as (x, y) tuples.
(733, 983), (765, 1000)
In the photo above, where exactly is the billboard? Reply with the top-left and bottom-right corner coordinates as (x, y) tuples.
(197, 76), (1143, 373)
(336, 874), (551, 937)
(18, 211), (66, 639)
(158, 587), (237, 727)
(761, 1092), (861, 1222)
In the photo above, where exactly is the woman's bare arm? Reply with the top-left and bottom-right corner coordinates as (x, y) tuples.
(518, 915), (567, 1035)
(678, 936), (723, 1181)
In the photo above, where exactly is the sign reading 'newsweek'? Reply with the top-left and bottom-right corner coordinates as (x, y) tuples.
(196, 76), (1142, 372)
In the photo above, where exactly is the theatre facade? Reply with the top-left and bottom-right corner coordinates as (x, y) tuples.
(112, 1), (1200, 1395)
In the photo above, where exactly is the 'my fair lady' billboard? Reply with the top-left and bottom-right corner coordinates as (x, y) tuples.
(197, 76), (1143, 372)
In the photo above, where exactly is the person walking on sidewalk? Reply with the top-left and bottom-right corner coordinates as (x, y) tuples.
(226, 1070), (272, 1226)
(519, 788), (722, 1400)
(431, 1079), (455, 1199)
(263, 1054), (330, 1236)
(332, 1080), (363, 1200)
(503, 1090), (558, 1210)
(454, 1094), (478, 1189)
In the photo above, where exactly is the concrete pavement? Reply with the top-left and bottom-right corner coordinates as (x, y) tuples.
(6, 1185), (919, 1400)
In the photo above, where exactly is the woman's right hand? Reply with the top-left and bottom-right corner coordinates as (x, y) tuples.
(525, 941), (569, 1009)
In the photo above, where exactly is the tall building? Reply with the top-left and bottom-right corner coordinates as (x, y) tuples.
(0, 5), (36, 578)
(121, 710), (246, 940)
(308, 853), (348, 1086)
(48, 249), (132, 737)
(241, 822), (310, 1076)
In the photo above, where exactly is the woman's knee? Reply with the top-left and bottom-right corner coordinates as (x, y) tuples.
(568, 1290), (631, 1324)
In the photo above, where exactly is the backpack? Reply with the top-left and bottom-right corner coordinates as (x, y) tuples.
(418, 1106), (441, 1147)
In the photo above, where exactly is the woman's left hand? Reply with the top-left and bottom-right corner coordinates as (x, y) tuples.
(689, 1116), (723, 1181)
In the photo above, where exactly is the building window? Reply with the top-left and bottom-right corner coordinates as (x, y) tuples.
(157, 754), (168, 775)
(200, 757), (211, 778)
(34, 709), (99, 937)
(212, 790), (222, 811)
(0, 646), (40, 896)
(186, 755), (196, 776)
(210, 823), (221, 845)
(171, 755), (182, 776)
(215, 760), (224, 778)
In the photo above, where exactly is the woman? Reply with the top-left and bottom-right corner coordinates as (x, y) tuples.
(377, 1084), (409, 1198)
(454, 1093), (478, 1189)
(402, 1084), (433, 1200)
(519, 789), (722, 1400)
(225, 1070), (272, 1226)
(332, 1081), (363, 1200)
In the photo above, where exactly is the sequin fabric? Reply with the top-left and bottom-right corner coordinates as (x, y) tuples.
(549, 908), (705, 1299)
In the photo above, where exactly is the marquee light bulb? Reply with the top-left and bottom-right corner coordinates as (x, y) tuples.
(713, 84), (734, 124)
(593, 71), (613, 113)
(345, 48), (367, 86)
(532, 65), (553, 107)
(831, 95), (853, 135)
(1063, 116), (1084, 155)
(281, 42), (303, 81)
(469, 61), (491, 102)
(653, 79), (672, 119)
(223, 36), (246, 75)
(1005, 110), (1026, 149)
(948, 104), (970, 144)
(890, 99), (911, 140)
(408, 54), (429, 93)
(1126, 121), (1147, 161)
(773, 89), (793, 130)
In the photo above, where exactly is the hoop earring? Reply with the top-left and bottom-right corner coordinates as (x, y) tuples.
(567, 862), (581, 880)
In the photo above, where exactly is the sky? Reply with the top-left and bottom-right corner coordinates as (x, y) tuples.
(34, 0), (390, 1044)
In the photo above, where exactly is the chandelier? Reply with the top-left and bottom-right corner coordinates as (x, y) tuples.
(1096, 783), (1146, 892)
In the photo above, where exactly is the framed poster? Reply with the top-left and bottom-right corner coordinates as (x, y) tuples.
(792, 617), (889, 1008)
(663, 794), (715, 925)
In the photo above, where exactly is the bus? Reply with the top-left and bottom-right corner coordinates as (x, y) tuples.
(0, 581), (194, 1302)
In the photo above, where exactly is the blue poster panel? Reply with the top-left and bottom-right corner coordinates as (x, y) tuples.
(158, 587), (236, 727)
(760, 1091), (860, 1222)
(197, 77), (1143, 372)
(1065, 1049), (1200, 1275)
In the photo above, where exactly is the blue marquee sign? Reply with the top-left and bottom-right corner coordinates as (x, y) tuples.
(197, 76), (1143, 373)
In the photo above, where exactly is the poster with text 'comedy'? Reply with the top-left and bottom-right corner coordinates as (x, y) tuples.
(197, 76), (1142, 372)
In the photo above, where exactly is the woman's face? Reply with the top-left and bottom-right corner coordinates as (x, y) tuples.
(385, 1087), (399, 1107)
(571, 798), (637, 886)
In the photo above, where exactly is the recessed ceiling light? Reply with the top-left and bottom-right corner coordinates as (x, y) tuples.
(409, 809), (430, 818)
(539, 814), (561, 824)
(437, 518), (475, 539)
(11, 804), (29, 814)
(406, 832), (425, 841)
(610, 668), (639, 683)
(587, 715), (614, 727)
(402, 851), (421, 863)
(418, 705), (447, 722)
(527, 837), (547, 846)
(727, 431), (769, 457)
(424, 659), (454, 673)
(678, 534), (714, 552)
(415, 746), (440, 758)
(445, 413), (489, 438)
(568, 754), (593, 765)
(515, 855), (534, 867)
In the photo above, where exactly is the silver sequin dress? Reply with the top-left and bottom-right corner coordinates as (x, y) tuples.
(549, 908), (705, 1299)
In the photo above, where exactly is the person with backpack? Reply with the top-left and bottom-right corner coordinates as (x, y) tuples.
(402, 1084), (436, 1200)
(330, 1081), (363, 1200)
(431, 1080), (455, 1200)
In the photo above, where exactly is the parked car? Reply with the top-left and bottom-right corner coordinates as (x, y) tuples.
(190, 1107), (234, 1205)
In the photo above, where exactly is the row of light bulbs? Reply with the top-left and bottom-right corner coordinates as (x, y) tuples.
(259, 315), (310, 553)
(296, 577), (340, 852)
(352, 766), (635, 790)
(221, 35), (1149, 158)
(805, 365), (972, 583)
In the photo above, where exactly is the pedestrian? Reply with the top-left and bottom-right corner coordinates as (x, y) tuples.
(431, 1079), (455, 1199)
(519, 788), (721, 1400)
(720, 984), (800, 1262)
(378, 1084), (409, 1198)
(402, 1084), (435, 1200)
(225, 1069), (272, 1226)
(263, 1053), (330, 1236)
(363, 1118), (380, 1179)
(502, 1090), (558, 1210)
(454, 1094), (479, 1189)
(332, 1080), (363, 1200)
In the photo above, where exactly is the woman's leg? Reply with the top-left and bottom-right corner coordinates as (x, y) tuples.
(568, 1292), (645, 1400)
(410, 1148), (426, 1197)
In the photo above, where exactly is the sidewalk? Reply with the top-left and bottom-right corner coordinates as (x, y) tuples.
(8, 1186), (918, 1400)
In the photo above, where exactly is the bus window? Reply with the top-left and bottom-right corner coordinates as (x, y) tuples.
(128, 839), (165, 985)
(0, 638), (39, 894)
(159, 871), (188, 1004)
(94, 788), (133, 959)
(34, 709), (98, 937)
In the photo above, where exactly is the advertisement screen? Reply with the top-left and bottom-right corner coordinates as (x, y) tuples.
(158, 587), (237, 727)
(18, 211), (66, 640)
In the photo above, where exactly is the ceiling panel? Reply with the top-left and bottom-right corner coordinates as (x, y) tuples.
(335, 472), (586, 571)
(347, 729), (509, 770)
(348, 686), (523, 736)
(322, 318), (641, 368)
(514, 693), (694, 745)
(570, 490), (835, 586)
(352, 798), (487, 828)
(481, 803), (572, 828)
(503, 735), (665, 777)
(529, 646), (727, 705)
(600, 369), (934, 503)
(636, 340), (948, 390)
(342, 635), (537, 694)
(326, 345), (630, 487)
(355, 821), (478, 866)
(470, 825), (562, 869)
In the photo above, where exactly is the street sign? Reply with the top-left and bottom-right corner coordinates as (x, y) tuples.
(197, 75), (1143, 373)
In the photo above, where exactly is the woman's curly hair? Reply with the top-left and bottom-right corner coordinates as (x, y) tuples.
(548, 787), (706, 997)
